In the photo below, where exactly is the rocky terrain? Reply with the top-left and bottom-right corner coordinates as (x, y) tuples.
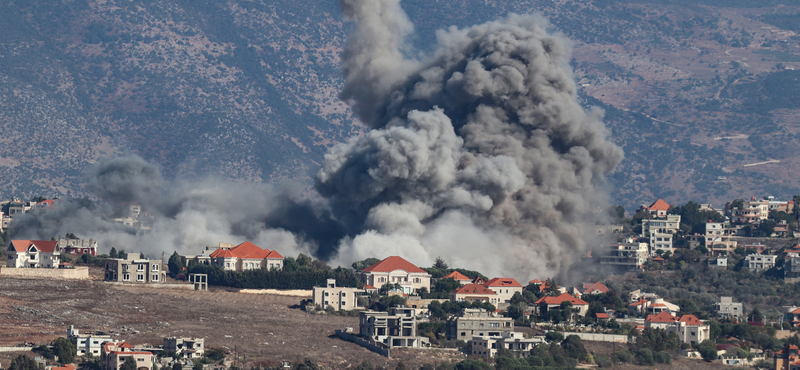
(0, 0), (799, 209)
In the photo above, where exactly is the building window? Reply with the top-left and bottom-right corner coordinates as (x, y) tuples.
(137, 264), (145, 271)
(123, 273), (130, 281)
(152, 274), (159, 281)
(153, 264), (159, 271)
(137, 274), (144, 281)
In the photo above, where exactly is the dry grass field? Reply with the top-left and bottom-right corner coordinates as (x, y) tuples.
(0, 269), (465, 369)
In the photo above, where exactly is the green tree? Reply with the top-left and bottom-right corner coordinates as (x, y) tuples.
(109, 247), (117, 259)
(351, 258), (380, 271)
(545, 332), (564, 343)
(355, 361), (374, 370)
(698, 340), (718, 362)
(52, 337), (76, 364)
(561, 335), (587, 360)
(395, 362), (407, 370)
(168, 251), (184, 278)
(9, 355), (39, 370)
(433, 257), (449, 269)
(121, 357), (137, 370)
(296, 254), (313, 268)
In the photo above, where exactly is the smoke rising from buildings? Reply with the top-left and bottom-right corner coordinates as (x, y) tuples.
(322, 0), (624, 278)
(11, 0), (623, 281)
(10, 156), (336, 260)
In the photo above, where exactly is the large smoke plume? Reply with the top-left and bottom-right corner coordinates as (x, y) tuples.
(321, 0), (624, 278)
(11, 0), (623, 281)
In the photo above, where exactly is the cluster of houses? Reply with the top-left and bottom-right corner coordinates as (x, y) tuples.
(66, 325), (205, 370)
(596, 197), (800, 274)
(5, 239), (98, 269)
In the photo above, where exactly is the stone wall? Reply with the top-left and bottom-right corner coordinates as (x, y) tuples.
(0, 266), (89, 280)
(559, 332), (629, 343)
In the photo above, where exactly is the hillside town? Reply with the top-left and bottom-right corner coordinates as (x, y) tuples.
(2, 195), (800, 370)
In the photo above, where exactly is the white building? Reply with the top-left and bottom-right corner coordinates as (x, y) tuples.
(600, 238), (650, 270)
(745, 254), (777, 271)
(67, 325), (119, 356)
(714, 297), (743, 319)
(6, 240), (61, 268)
(104, 253), (165, 283)
(731, 199), (769, 223)
(359, 307), (428, 348)
(312, 279), (365, 311)
(163, 337), (204, 359)
(208, 241), (283, 272)
(358, 256), (431, 294)
(482, 278), (523, 304)
(471, 332), (544, 358)
(644, 313), (709, 345)
(649, 232), (674, 256)
(641, 215), (681, 237)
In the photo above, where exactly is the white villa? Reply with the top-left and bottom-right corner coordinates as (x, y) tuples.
(358, 256), (431, 294)
(6, 240), (61, 268)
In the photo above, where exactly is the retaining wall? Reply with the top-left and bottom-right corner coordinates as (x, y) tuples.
(335, 330), (391, 357)
(0, 266), (89, 280)
(559, 332), (629, 343)
(238, 289), (312, 297)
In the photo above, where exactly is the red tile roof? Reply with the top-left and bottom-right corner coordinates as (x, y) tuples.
(645, 311), (677, 323)
(452, 284), (497, 295)
(265, 249), (283, 259)
(648, 199), (671, 211)
(583, 282), (609, 294)
(535, 293), (588, 306)
(209, 241), (272, 259)
(652, 256), (665, 261)
(791, 308), (800, 314)
(678, 314), (704, 326)
(364, 285), (377, 290)
(529, 279), (544, 284)
(631, 298), (649, 306)
(443, 271), (472, 281)
(362, 256), (427, 273)
(52, 365), (76, 370)
(9, 240), (58, 253)
(484, 277), (523, 288)
(596, 313), (609, 319)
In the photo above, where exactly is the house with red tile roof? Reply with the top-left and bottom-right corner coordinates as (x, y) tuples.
(451, 284), (499, 304)
(644, 311), (677, 329)
(583, 282), (609, 295)
(442, 271), (472, 285)
(534, 293), (589, 318)
(775, 344), (800, 370)
(644, 312), (709, 344)
(6, 240), (60, 268)
(642, 199), (671, 217)
(100, 342), (155, 370)
(483, 278), (523, 304)
(209, 241), (283, 272)
(359, 256), (431, 294)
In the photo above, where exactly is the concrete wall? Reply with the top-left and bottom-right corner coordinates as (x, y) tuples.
(0, 347), (33, 352)
(0, 266), (89, 280)
(335, 330), (391, 358)
(238, 289), (312, 297)
(559, 332), (629, 343)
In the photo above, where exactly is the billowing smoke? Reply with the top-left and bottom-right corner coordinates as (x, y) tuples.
(11, 0), (623, 281)
(321, 0), (624, 279)
(10, 156), (342, 260)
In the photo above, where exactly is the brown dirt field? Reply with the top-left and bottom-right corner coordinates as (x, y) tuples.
(0, 268), (465, 369)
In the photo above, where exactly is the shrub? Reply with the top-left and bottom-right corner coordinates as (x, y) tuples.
(595, 355), (612, 368)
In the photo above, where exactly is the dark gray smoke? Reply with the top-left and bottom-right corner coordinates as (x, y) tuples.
(11, 1), (623, 280)
(321, 0), (624, 279)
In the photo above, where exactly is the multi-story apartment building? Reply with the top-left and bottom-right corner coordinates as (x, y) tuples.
(641, 215), (681, 237)
(600, 238), (650, 271)
(67, 325), (119, 356)
(471, 331), (544, 359)
(359, 307), (426, 348)
(745, 253), (777, 271)
(312, 279), (365, 311)
(446, 308), (514, 340)
(714, 297), (743, 320)
(731, 199), (769, 223)
(104, 253), (165, 284)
